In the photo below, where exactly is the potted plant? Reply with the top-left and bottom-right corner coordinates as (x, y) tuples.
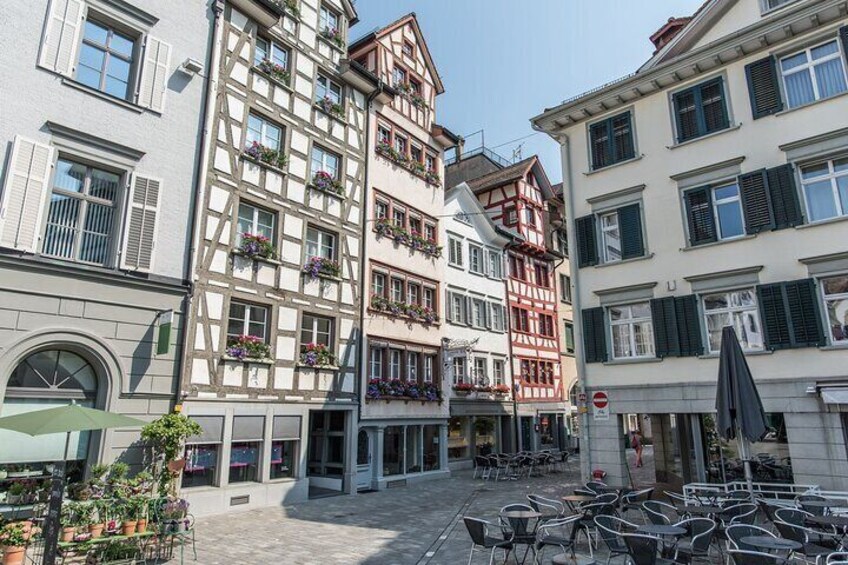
(160, 498), (189, 533)
(299, 343), (335, 368)
(316, 95), (344, 119)
(140, 413), (202, 497)
(60, 502), (76, 542)
(309, 171), (344, 196)
(493, 384), (510, 396)
(5, 484), (24, 506)
(244, 141), (288, 170)
(301, 256), (341, 279)
(452, 383), (474, 396)
(238, 233), (276, 260)
(0, 523), (27, 565)
(255, 58), (291, 85)
(89, 500), (107, 538)
(67, 482), (92, 501)
(119, 499), (138, 536)
(133, 496), (150, 534)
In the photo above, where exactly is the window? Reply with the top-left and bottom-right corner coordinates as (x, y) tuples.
(391, 278), (404, 302)
(246, 114), (283, 151)
(369, 347), (383, 379)
(409, 78), (421, 94)
(448, 237), (463, 267)
(609, 302), (655, 359)
(512, 307), (529, 333)
(702, 289), (764, 353)
(270, 438), (296, 480)
(712, 183), (745, 240)
(237, 202), (275, 244)
(77, 19), (135, 99)
(491, 303), (505, 332)
(255, 37), (289, 69)
(377, 125), (391, 145)
(410, 145), (423, 164)
(488, 251), (503, 279)
(535, 263), (550, 287)
(389, 349), (402, 379)
(392, 66), (407, 88)
(409, 216), (422, 235)
(375, 199), (388, 219)
(227, 301), (269, 341)
(524, 207), (537, 227)
(423, 355), (434, 383)
(821, 275), (848, 344)
(424, 223), (436, 242)
(780, 40), (847, 109)
(423, 287), (435, 310)
(469, 245), (483, 274)
(539, 314), (555, 337)
(600, 212), (621, 262)
(372, 272), (385, 297)
(425, 154), (437, 173)
(504, 206), (517, 225)
(407, 282), (420, 305)
(402, 40), (414, 57)
(394, 135), (408, 157)
(672, 78), (730, 143)
(473, 358), (487, 382)
(589, 111), (635, 170)
(406, 352), (418, 382)
(762, 0), (797, 10)
(564, 322), (575, 354)
(229, 416), (263, 484)
(183, 416), (223, 488)
(392, 207), (406, 228)
(42, 159), (119, 265)
(319, 5), (339, 34)
(800, 158), (848, 222)
(452, 357), (467, 385)
(560, 274), (572, 303)
(316, 73), (342, 106)
(305, 226), (336, 260)
(450, 293), (466, 324)
(492, 360), (505, 386)
(310, 145), (340, 179)
(472, 299), (487, 328)
(300, 314), (333, 348)
(508, 255), (525, 280)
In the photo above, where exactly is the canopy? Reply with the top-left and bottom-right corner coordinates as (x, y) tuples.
(0, 404), (145, 436)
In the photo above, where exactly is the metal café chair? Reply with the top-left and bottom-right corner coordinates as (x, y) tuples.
(620, 532), (677, 565)
(727, 549), (789, 564)
(499, 504), (539, 564)
(473, 455), (492, 480)
(527, 494), (566, 523)
(774, 520), (836, 563)
(726, 523), (776, 552)
(776, 507), (840, 548)
(621, 488), (654, 521)
(463, 517), (514, 565)
(586, 481), (608, 494)
(671, 517), (716, 563)
(827, 553), (848, 564)
(572, 501), (615, 558)
(797, 494), (829, 517)
(594, 514), (637, 565)
(643, 500), (677, 526)
(534, 515), (580, 564)
(663, 490), (689, 506)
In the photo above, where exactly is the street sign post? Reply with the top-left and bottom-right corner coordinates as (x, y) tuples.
(592, 391), (609, 421)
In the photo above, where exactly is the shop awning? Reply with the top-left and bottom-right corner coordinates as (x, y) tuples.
(820, 387), (848, 404)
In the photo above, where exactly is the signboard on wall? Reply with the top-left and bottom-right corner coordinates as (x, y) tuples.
(592, 391), (609, 421)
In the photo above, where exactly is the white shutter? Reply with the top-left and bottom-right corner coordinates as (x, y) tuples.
(38, 0), (85, 76)
(445, 291), (454, 323)
(121, 173), (161, 272)
(0, 136), (55, 253)
(137, 35), (171, 112)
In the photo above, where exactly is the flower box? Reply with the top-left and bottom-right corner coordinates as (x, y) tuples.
(394, 82), (428, 110)
(243, 141), (288, 171)
(452, 383), (474, 396)
(375, 142), (441, 186)
(308, 171), (344, 197)
(299, 343), (336, 368)
(315, 96), (345, 120)
(370, 294), (439, 325)
(319, 27), (344, 50)
(374, 218), (442, 258)
(254, 59), (291, 87)
(267, 0), (300, 18)
(302, 256), (341, 280)
(238, 233), (277, 260)
(493, 385), (511, 396)
(365, 379), (441, 402)
(225, 335), (271, 361)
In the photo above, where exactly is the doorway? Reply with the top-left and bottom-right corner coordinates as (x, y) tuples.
(356, 428), (373, 491)
(307, 410), (346, 496)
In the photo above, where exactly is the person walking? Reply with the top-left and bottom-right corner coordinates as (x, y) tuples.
(631, 430), (643, 468)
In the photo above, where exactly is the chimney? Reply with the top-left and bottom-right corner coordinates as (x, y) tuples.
(650, 17), (691, 53)
(454, 136), (465, 162)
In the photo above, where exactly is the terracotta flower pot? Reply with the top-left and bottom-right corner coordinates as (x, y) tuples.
(121, 520), (137, 536)
(136, 519), (147, 534)
(60, 526), (75, 542)
(88, 523), (104, 538)
(2, 546), (26, 565)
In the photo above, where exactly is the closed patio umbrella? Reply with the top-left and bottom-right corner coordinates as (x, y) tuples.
(715, 326), (769, 495)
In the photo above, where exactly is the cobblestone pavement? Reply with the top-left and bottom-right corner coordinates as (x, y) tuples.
(170, 450), (660, 565)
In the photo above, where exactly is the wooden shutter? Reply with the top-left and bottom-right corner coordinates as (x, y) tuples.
(612, 112), (635, 162)
(589, 121), (610, 170)
(38, 0), (84, 76)
(674, 89), (699, 143)
(840, 26), (848, 60)
(651, 297), (680, 358)
(464, 296), (473, 327)
(121, 174), (161, 272)
(783, 279), (825, 348)
(575, 215), (598, 268)
(618, 203), (644, 259)
(582, 307), (607, 363)
(738, 170), (774, 234)
(137, 36), (171, 112)
(684, 187), (717, 246)
(675, 295), (703, 357)
(0, 136), (55, 253)
(700, 80), (729, 134)
(758, 283), (791, 350)
(745, 57), (784, 119)
(766, 164), (803, 229)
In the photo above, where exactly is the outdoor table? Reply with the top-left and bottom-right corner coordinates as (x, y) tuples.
(502, 510), (542, 520)
(500, 510), (542, 565)
(739, 536), (802, 552)
(562, 494), (595, 512)
(552, 553), (596, 565)
(800, 499), (845, 511)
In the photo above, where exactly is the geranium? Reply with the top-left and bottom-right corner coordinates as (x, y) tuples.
(493, 384), (511, 395)
(475, 385), (493, 393)
(317, 95), (344, 119)
(453, 382), (474, 392)
(320, 26), (344, 49)
(239, 232), (276, 260)
(244, 141), (287, 170)
(375, 219), (442, 258)
(226, 335), (270, 360)
(256, 58), (290, 85)
(310, 171), (344, 196)
(375, 141), (440, 186)
(302, 256), (341, 279)
(300, 343), (335, 367)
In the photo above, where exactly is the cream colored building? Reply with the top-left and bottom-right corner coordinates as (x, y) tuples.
(534, 0), (848, 489)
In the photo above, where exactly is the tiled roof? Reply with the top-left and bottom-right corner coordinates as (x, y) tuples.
(552, 182), (563, 199)
(466, 157), (537, 193)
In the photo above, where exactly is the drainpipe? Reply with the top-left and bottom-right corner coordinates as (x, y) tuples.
(558, 134), (591, 482)
(178, 0), (224, 399)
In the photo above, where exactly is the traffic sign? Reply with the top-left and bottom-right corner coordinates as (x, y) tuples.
(592, 391), (609, 420)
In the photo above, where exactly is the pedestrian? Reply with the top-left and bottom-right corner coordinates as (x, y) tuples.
(631, 430), (643, 468)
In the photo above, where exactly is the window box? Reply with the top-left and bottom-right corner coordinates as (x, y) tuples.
(375, 142), (441, 186)
(243, 142), (288, 171)
(308, 171), (344, 197)
(374, 218), (442, 257)
(492, 384), (510, 396)
(315, 96), (345, 120)
(370, 294), (439, 325)
(253, 60), (291, 88)
(319, 27), (344, 50)
(302, 256), (341, 280)
(395, 82), (428, 110)
(225, 335), (271, 361)
(268, 0), (300, 18)
(237, 232), (278, 261)
(299, 343), (336, 368)
(366, 378), (442, 402)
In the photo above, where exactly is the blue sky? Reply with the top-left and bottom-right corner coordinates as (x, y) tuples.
(353, 0), (705, 183)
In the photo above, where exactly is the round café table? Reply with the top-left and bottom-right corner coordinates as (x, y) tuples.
(501, 510), (542, 520)
(563, 494), (596, 512)
(500, 510), (542, 565)
(740, 536), (801, 553)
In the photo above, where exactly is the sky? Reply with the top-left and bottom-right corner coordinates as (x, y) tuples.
(353, 0), (705, 183)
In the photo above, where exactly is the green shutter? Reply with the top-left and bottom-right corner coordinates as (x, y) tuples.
(766, 164), (803, 229)
(589, 121), (610, 170)
(675, 295), (703, 357)
(618, 203), (644, 259)
(745, 56), (784, 119)
(651, 298), (680, 358)
(612, 112), (635, 162)
(783, 279), (825, 348)
(685, 187), (717, 246)
(758, 283), (792, 350)
(576, 215), (598, 268)
(582, 307), (607, 363)
(738, 170), (774, 234)
(674, 88), (699, 142)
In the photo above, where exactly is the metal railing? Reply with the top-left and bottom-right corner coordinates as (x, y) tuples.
(444, 146), (513, 168)
(683, 480), (821, 503)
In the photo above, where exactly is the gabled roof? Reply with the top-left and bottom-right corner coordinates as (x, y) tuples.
(465, 156), (556, 200)
(641, 0), (732, 71)
(349, 13), (445, 94)
(445, 183), (517, 247)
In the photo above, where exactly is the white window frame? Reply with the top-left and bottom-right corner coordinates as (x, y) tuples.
(391, 278), (404, 303)
(779, 39), (848, 109)
(800, 157), (848, 223)
(820, 275), (848, 345)
(468, 244), (483, 274)
(310, 145), (341, 179)
(236, 201), (275, 244)
(472, 298), (487, 328)
(423, 355), (434, 383)
(227, 301), (269, 341)
(488, 250), (503, 279)
(423, 287), (435, 310)
(76, 16), (138, 101)
(246, 113), (283, 151)
(305, 226), (336, 260)
(316, 73), (343, 106)
(701, 288), (764, 353)
(369, 347), (383, 379)
(473, 358), (487, 383)
(492, 360), (504, 386)
(608, 302), (655, 360)
(711, 182), (746, 241)
(406, 352), (418, 382)
(490, 303), (504, 332)
(448, 236), (463, 267)
(389, 349), (402, 380)
(450, 293), (465, 324)
(254, 37), (289, 69)
(371, 272), (386, 296)
(319, 5), (340, 34)
(600, 211), (622, 263)
(452, 357), (467, 385)
(300, 313), (333, 348)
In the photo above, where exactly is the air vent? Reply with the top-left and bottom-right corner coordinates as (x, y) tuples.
(386, 479), (407, 489)
(230, 495), (250, 506)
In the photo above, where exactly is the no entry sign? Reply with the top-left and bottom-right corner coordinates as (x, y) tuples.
(592, 391), (609, 420)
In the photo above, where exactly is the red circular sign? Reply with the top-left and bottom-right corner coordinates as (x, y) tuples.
(592, 391), (609, 409)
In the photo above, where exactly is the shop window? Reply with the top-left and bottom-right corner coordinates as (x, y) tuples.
(229, 416), (263, 484)
(423, 425), (441, 472)
(271, 415), (300, 480)
(182, 416), (224, 489)
(448, 417), (470, 460)
(384, 425), (403, 476)
(475, 417), (497, 456)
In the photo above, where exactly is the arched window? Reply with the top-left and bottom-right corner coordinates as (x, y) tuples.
(7, 350), (98, 398)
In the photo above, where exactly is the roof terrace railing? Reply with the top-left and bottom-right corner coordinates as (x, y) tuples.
(445, 146), (513, 168)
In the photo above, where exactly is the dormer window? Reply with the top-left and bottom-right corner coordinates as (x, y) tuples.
(402, 41), (414, 58)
